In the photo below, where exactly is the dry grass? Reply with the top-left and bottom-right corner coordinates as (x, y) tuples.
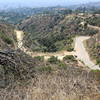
(0, 66), (100, 100)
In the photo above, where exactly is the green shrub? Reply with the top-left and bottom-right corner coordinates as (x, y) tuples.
(0, 33), (13, 45)
(3, 37), (13, 44)
(67, 47), (74, 52)
(38, 66), (52, 73)
(58, 62), (67, 69)
(96, 58), (100, 65)
(63, 55), (76, 61)
(97, 43), (100, 48)
(34, 56), (44, 61)
(66, 37), (73, 44)
(86, 17), (100, 27)
(87, 29), (98, 36)
(48, 56), (60, 64)
(91, 69), (100, 80)
(91, 69), (100, 73)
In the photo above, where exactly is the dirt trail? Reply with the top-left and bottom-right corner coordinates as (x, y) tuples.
(14, 30), (75, 61)
(15, 28), (100, 70)
(88, 25), (100, 31)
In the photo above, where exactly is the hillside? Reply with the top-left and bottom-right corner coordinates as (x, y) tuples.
(0, 8), (100, 100)
(0, 7), (72, 24)
(86, 16), (100, 66)
(86, 27), (100, 66)
(86, 16), (100, 27)
(0, 10), (29, 24)
(0, 23), (99, 99)
(0, 22), (16, 49)
(18, 14), (95, 52)
(0, 50), (100, 100)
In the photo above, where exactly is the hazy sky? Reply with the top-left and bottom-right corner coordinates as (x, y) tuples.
(0, 0), (100, 7)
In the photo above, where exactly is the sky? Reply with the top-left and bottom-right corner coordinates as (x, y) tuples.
(0, 0), (100, 7)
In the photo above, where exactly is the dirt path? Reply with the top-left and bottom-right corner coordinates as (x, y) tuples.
(14, 30), (75, 61)
(88, 25), (100, 31)
(15, 29), (100, 70)
(14, 30), (24, 48)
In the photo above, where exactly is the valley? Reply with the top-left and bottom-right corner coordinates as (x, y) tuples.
(15, 29), (100, 70)
(0, 4), (100, 100)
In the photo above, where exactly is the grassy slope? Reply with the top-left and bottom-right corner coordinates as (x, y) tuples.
(0, 54), (100, 100)
(86, 15), (100, 66)
(0, 13), (100, 100)
(86, 32), (100, 66)
(86, 16), (100, 27)
(0, 22), (16, 49)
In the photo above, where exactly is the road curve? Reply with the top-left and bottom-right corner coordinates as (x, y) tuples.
(74, 36), (100, 70)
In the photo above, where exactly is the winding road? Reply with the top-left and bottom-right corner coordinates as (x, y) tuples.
(75, 36), (100, 70)
(15, 28), (100, 70)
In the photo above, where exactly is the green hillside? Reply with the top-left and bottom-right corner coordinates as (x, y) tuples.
(19, 14), (95, 52)
(0, 22), (16, 49)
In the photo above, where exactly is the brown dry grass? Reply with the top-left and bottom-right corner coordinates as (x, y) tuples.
(0, 66), (100, 100)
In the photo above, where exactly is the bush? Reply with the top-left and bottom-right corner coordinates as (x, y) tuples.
(97, 43), (100, 48)
(67, 47), (74, 52)
(37, 66), (52, 73)
(58, 62), (67, 69)
(91, 69), (100, 73)
(96, 58), (100, 65)
(3, 37), (13, 44)
(87, 17), (100, 27)
(48, 56), (60, 64)
(87, 29), (98, 36)
(0, 33), (13, 45)
(63, 55), (76, 61)
(34, 56), (44, 62)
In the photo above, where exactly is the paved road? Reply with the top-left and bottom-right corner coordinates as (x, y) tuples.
(74, 36), (100, 70)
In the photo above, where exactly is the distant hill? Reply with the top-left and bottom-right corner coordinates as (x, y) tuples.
(0, 1), (100, 24)
(0, 7), (72, 24)
(85, 1), (100, 8)
(69, 1), (100, 11)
